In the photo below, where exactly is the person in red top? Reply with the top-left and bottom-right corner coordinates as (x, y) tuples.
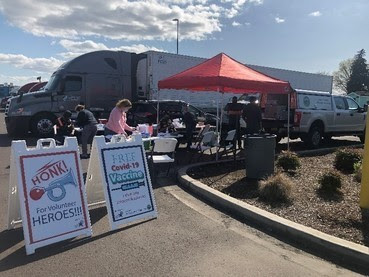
(105, 99), (135, 137)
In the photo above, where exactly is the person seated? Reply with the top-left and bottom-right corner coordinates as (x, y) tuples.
(54, 110), (74, 145)
(158, 115), (176, 133)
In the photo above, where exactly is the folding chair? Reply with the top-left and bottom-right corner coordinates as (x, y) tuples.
(194, 124), (211, 146)
(216, 129), (237, 160)
(190, 131), (216, 162)
(148, 138), (178, 177)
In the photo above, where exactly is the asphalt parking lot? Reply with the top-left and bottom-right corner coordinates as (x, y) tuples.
(0, 112), (363, 276)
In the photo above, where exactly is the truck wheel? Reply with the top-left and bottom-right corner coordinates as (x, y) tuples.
(306, 126), (323, 148)
(31, 113), (56, 137)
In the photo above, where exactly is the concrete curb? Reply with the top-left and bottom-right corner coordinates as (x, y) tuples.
(177, 160), (369, 269)
(296, 144), (363, 157)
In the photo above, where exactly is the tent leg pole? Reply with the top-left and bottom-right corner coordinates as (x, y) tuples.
(220, 92), (224, 137)
(157, 90), (160, 125)
(287, 92), (290, 151)
(216, 90), (220, 161)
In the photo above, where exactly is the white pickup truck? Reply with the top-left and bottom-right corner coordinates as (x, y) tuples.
(290, 90), (366, 148)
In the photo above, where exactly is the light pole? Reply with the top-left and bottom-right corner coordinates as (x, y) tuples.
(172, 18), (179, 54)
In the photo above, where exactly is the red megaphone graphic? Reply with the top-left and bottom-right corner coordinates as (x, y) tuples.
(30, 187), (45, 201)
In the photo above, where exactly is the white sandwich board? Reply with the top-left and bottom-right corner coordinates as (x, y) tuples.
(7, 138), (92, 255)
(86, 134), (157, 230)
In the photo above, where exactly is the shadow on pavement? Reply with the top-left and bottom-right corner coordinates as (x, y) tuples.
(0, 228), (24, 254)
(0, 216), (155, 272)
(0, 134), (12, 147)
(0, 134), (38, 148)
(89, 206), (107, 226)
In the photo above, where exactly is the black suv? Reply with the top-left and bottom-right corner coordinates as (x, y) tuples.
(127, 100), (218, 126)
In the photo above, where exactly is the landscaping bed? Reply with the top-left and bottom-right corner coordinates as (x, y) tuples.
(188, 150), (369, 246)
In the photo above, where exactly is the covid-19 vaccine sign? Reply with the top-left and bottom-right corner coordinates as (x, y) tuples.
(8, 138), (91, 255)
(86, 135), (157, 230)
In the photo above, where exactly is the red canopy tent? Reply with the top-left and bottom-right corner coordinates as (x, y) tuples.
(158, 53), (294, 151)
(158, 52), (292, 94)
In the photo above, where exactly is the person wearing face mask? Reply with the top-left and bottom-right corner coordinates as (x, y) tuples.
(105, 99), (135, 137)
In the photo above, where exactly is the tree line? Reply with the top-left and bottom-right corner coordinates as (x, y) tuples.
(333, 49), (369, 94)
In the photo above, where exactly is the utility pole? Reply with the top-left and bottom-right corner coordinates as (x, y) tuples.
(172, 19), (179, 54)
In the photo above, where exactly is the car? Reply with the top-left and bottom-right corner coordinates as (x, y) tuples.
(126, 100), (218, 127)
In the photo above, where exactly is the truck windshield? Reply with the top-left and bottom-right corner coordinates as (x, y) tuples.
(44, 74), (61, 91)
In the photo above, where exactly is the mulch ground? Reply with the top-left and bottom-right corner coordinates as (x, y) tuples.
(188, 150), (369, 246)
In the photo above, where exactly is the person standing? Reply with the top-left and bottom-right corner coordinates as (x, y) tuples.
(243, 96), (262, 134)
(183, 105), (196, 150)
(54, 110), (74, 145)
(75, 104), (98, 159)
(224, 96), (243, 148)
(104, 99), (135, 137)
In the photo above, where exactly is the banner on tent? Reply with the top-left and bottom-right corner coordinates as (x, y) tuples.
(7, 138), (92, 255)
(86, 134), (157, 230)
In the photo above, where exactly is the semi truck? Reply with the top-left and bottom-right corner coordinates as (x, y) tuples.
(5, 50), (333, 137)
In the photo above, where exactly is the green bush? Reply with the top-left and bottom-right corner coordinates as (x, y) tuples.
(259, 173), (293, 203)
(354, 161), (362, 183)
(334, 149), (362, 173)
(276, 151), (301, 172)
(319, 170), (342, 192)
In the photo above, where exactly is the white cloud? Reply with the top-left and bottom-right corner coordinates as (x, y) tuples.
(58, 40), (164, 59)
(0, 74), (47, 85)
(275, 17), (285, 24)
(0, 0), (262, 40)
(226, 7), (239, 18)
(0, 40), (165, 82)
(232, 21), (241, 27)
(0, 40), (165, 79)
(0, 54), (63, 73)
(309, 11), (322, 17)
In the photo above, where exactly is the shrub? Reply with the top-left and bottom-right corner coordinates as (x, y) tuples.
(276, 151), (301, 172)
(259, 173), (293, 203)
(319, 170), (342, 192)
(354, 161), (362, 183)
(334, 149), (362, 173)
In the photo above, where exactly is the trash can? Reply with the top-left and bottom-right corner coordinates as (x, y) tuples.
(244, 134), (276, 179)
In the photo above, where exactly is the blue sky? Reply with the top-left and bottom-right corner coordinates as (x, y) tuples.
(0, 0), (368, 85)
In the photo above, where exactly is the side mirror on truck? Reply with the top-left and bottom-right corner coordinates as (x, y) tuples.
(17, 91), (24, 103)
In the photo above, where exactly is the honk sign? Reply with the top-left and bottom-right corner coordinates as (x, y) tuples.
(8, 138), (91, 255)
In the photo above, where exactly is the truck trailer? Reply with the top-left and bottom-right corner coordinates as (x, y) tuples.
(5, 50), (333, 137)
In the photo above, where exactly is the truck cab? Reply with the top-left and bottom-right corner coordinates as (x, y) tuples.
(5, 71), (85, 137)
(5, 51), (140, 137)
